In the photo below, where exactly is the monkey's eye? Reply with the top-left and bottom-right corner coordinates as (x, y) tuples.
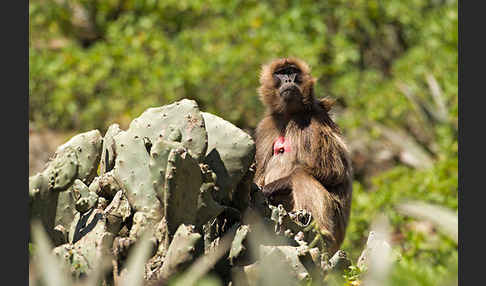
(275, 65), (300, 75)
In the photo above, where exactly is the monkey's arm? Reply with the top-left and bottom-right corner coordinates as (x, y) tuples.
(261, 174), (296, 214)
(261, 175), (292, 199)
(261, 167), (346, 251)
(254, 116), (282, 186)
(261, 164), (314, 203)
(295, 118), (351, 187)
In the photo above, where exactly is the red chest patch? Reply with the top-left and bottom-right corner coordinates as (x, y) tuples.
(273, 136), (291, 155)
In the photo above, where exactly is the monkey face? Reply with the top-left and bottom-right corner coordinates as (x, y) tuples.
(259, 58), (316, 114)
(273, 64), (303, 103)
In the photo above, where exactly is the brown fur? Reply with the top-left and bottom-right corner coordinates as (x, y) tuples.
(254, 57), (353, 254)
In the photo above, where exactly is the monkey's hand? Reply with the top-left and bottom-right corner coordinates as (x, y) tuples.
(262, 176), (293, 206)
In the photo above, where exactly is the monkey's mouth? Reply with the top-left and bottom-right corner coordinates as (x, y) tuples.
(279, 85), (301, 101)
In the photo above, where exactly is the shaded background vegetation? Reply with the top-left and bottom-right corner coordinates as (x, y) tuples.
(29, 0), (458, 285)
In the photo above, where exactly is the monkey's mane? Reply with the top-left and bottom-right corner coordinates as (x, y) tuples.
(318, 97), (336, 113)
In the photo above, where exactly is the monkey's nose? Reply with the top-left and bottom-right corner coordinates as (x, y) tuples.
(280, 84), (299, 96)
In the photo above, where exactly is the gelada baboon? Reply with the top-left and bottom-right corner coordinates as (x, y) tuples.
(254, 57), (353, 254)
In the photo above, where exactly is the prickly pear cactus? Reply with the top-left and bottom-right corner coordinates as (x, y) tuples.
(56, 209), (115, 276)
(164, 148), (202, 235)
(111, 128), (164, 228)
(99, 123), (122, 175)
(110, 99), (209, 239)
(158, 224), (202, 281)
(29, 99), (356, 286)
(202, 112), (256, 203)
(64, 130), (103, 184)
(29, 130), (102, 243)
(148, 137), (183, 203)
(196, 182), (226, 227)
(72, 179), (99, 214)
(229, 224), (250, 266)
(125, 99), (208, 161)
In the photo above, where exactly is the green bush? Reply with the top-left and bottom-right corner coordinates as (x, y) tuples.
(30, 0), (457, 132)
(342, 155), (457, 285)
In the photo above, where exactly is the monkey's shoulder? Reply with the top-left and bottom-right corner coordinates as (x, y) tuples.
(255, 115), (282, 137)
(316, 97), (336, 113)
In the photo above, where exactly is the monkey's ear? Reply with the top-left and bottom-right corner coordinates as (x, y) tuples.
(318, 97), (336, 113)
